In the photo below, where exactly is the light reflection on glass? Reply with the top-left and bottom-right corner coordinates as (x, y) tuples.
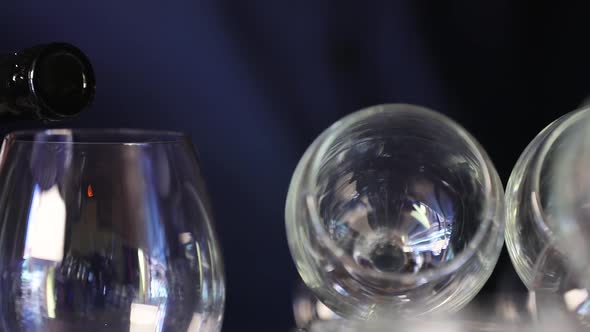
(137, 249), (147, 300)
(129, 303), (160, 332)
(563, 289), (588, 312)
(23, 184), (66, 262)
(195, 242), (203, 292)
(46, 266), (56, 319)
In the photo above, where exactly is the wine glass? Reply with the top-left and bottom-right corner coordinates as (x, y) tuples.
(285, 104), (505, 319)
(505, 107), (590, 289)
(0, 129), (225, 331)
(506, 106), (590, 328)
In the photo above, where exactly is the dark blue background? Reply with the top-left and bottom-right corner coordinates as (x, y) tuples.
(3, 1), (590, 331)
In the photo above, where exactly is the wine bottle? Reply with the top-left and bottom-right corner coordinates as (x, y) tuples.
(0, 42), (95, 121)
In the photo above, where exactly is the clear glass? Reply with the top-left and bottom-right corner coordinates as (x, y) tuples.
(505, 107), (590, 290)
(0, 129), (225, 331)
(506, 106), (590, 329)
(286, 104), (505, 319)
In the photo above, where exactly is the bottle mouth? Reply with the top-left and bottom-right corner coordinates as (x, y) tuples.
(291, 104), (502, 284)
(4, 128), (186, 145)
(28, 43), (96, 120)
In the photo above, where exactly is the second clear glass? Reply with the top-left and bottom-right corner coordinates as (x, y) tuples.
(505, 107), (590, 289)
(286, 104), (505, 319)
(506, 106), (590, 327)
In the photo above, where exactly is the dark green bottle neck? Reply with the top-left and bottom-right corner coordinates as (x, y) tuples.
(0, 43), (95, 122)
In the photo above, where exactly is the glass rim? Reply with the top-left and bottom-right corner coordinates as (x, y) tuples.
(3, 128), (188, 145)
(299, 103), (500, 283)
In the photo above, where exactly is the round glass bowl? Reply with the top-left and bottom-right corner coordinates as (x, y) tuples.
(286, 104), (505, 319)
(506, 107), (590, 328)
(505, 107), (590, 290)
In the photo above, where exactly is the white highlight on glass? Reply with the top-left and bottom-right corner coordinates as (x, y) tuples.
(24, 184), (66, 262)
(564, 288), (589, 312)
(129, 303), (159, 332)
